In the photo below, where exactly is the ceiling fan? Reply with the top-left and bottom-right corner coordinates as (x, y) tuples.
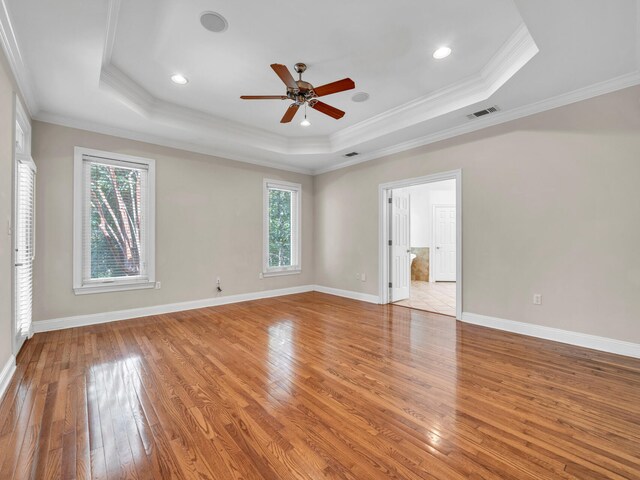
(240, 63), (355, 124)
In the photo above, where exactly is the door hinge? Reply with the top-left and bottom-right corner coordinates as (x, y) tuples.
(388, 240), (392, 246)
(388, 282), (392, 288)
(388, 197), (392, 204)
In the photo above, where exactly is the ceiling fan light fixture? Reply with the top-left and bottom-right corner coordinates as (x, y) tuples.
(170, 74), (189, 85)
(301, 105), (311, 127)
(433, 46), (452, 59)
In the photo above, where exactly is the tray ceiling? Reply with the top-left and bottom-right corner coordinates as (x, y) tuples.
(3, 0), (640, 173)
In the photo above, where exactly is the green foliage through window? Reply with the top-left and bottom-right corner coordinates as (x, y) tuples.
(90, 164), (143, 278)
(268, 189), (292, 268)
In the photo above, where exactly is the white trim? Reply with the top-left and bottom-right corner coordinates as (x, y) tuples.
(261, 270), (301, 278)
(461, 312), (640, 359)
(313, 285), (380, 304)
(74, 281), (156, 295)
(33, 69), (640, 177)
(379, 170), (462, 320)
(2, 0), (639, 176)
(73, 147), (156, 294)
(330, 23), (538, 153)
(96, 9), (537, 159)
(102, 0), (121, 67)
(33, 285), (316, 333)
(12, 96), (33, 356)
(0, 355), (17, 401)
(32, 285), (385, 333)
(33, 112), (314, 175)
(263, 179), (302, 276)
(315, 69), (640, 175)
(0, 0), (37, 114)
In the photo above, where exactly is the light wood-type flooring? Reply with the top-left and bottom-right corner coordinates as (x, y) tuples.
(393, 281), (457, 316)
(1, 292), (639, 479)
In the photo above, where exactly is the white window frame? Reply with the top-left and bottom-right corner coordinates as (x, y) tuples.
(263, 179), (302, 277)
(73, 147), (156, 295)
(12, 96), (34, 355)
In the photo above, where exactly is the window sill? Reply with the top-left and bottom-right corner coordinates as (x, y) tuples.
(262, 269), (301, 278)
(74, 281), (156, 295)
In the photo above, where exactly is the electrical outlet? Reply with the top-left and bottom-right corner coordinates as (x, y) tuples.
(155, 281), (161, 289)
(258, 272), (264, 279)
(533, 294), (542, 305)
(361, 273), (366, 282)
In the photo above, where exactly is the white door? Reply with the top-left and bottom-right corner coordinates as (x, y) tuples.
(433, 205), (456, 281)
(14, 155), (36, 353)
(390, 189), (411, 301)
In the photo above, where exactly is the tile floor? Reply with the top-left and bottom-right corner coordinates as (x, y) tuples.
(394, 281), (457, 316)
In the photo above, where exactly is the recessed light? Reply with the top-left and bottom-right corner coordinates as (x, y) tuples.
(171, 74), (189, 85)
(200, 12), (228, 33)
(352, 92), (370, 103)
(433, 46), (452, 59)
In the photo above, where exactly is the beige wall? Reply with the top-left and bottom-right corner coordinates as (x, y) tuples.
(32, 122), (314, 321)
(315, 85), (640, 343)
(0, 47), (17, 367)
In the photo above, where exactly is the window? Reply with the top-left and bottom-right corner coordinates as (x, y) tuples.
(13, 97), (34, 354)
(263, 179), (301, 276)
(73, 147), (155, 294)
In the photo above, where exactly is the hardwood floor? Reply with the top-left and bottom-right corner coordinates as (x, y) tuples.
(1, 292), (640, 479)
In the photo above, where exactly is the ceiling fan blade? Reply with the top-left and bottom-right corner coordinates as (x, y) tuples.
(240, 95), (289, 100)
(271, 64), (298, 90)
(310, 101), (345, 119)
(313, 78), (355, 97)
(280, 104), (300, 123)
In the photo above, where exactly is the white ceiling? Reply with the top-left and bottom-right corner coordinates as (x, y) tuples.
(3, 0), (640, 174)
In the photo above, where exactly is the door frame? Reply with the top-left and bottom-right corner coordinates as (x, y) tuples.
(12, 95), (33, 355)
(430, 204), (456, 282)
(378, 169), (462, 320)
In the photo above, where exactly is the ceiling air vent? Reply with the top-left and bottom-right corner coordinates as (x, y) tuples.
(344, 152), (359, 158)
(467, 106), (500, 120)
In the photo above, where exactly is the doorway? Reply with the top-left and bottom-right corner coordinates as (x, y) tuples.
(379, 170), (461, 318)
(13, 98), (34, 355)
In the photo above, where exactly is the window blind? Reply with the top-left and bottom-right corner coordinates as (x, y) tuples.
(81, 155), (149, 285)
(15, 158), (36, 338)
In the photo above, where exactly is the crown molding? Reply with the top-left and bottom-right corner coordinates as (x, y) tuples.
(99, 64), (295, 154)
(33, 111), (314, 175)
(313, 69), (640, 175)
(102, 0), (120, 67)
(9, 0), (639, 175)
(100, 0), (537, 157)
(35, 67), (640, 178)
(328, 23), (538, 152)
(0, 0), (37, 115)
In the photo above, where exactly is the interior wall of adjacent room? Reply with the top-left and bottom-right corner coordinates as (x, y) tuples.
(407, 180), (456, 248)
(314, 85), (640, 343)
(0, 46), (21, 367)
(31, 121), (314, 322)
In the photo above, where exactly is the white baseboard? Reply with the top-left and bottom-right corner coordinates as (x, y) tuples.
(461, 312), (640, 359)
(0, 355), (17, 401)
(34, 285), (315, 333)
(313, 285), (380, 304)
